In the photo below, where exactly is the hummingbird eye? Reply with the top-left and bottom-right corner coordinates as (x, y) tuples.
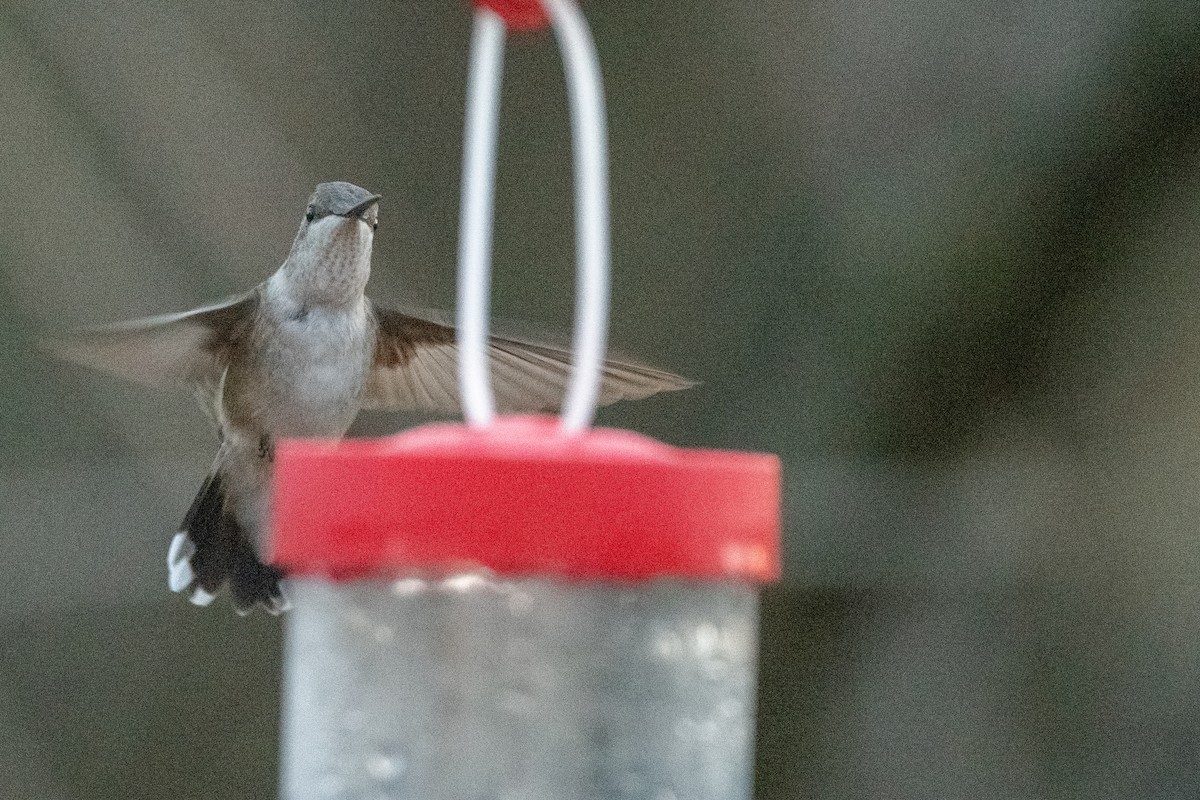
(304, 206), (316, 223)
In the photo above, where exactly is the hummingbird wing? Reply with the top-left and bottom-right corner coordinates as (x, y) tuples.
(45, 292), (258, 393)
(363, 304), (694, 413)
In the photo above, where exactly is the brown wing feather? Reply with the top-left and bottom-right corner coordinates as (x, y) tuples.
(371, 308), (456, 368)
(45, 292), (259, 390)
(365, 303), (694, 414)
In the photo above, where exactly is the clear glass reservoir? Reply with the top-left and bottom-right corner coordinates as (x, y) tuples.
(280, 575), (761, 800)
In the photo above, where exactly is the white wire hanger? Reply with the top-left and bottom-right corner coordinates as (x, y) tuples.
(455, 0), (611, 434)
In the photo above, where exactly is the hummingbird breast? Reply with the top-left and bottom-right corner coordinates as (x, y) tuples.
(223, 301), (373, 440)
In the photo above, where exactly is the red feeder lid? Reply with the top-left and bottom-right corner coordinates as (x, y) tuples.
(270, 416), (781, 583)
(474, 0), (550, 30)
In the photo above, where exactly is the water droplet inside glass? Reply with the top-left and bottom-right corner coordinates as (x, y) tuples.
(365, 750), (407, 782)
(391, 578), (426, 596)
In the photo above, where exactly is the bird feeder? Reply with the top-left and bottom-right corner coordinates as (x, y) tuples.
(270, 1), (781, 798)
(273, 418), (779, 800)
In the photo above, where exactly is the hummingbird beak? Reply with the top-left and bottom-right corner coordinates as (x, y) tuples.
(339, 194), (382, 219)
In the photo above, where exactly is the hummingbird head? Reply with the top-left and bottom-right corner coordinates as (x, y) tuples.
(304, 181), (382, 230)
(279, 182), (382, 308)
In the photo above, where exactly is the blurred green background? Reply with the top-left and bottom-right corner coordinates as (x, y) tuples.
(3, 1), (1200, 797)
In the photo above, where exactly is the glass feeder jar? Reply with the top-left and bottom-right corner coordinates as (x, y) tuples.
(271, 416), (781, 800)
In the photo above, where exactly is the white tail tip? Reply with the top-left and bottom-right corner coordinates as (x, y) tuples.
(167, 532), (196, 593)
(189, 587), (216, 607)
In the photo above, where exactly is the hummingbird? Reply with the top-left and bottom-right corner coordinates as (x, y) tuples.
(50, 181), (692, 615)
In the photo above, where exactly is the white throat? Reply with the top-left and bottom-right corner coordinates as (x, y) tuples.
(274, 215), (373, 310)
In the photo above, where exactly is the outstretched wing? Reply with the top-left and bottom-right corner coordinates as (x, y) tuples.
(364, 303), (694, 413)
(45, 292), (259, 391)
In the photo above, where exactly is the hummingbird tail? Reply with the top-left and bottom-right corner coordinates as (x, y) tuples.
(167, 470), (290, 615)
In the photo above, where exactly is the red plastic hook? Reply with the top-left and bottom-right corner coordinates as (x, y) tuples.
(474, 0), (550, 30)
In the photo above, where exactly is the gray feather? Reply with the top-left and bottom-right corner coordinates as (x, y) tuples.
(364, 303), (695, 414)
(44, 292), (258, 391)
